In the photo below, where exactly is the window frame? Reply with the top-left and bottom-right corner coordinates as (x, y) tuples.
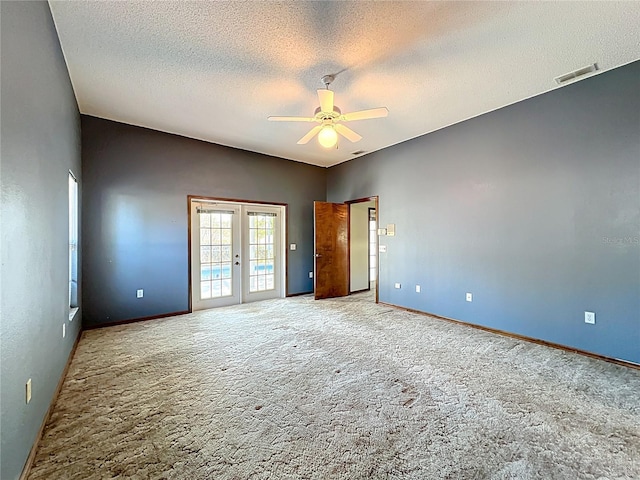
(68, 171), (79, 313)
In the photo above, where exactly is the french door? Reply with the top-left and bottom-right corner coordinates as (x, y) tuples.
(191, 200), (284, 311)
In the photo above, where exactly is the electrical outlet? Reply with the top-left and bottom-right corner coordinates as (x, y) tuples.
(136, 289), (144, 298)
(309, 272), (313, 278)
(26, 379), (32, 404)
(415, 285), (421, 293)
(466, 293), (473, 302)
(62, 323), (66, 338)
(585, 311), (595, 324)
(395, 283), (401, 289)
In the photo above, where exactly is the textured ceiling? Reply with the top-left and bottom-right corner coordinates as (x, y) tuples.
(48, 1), (640, 168)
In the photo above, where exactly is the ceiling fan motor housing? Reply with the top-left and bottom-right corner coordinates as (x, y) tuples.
(314, 105), (341, 120)
(321, 74), (335, 88)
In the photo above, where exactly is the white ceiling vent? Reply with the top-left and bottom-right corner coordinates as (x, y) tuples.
(351, 150), (366, 156)
(554, 63), (598, 85)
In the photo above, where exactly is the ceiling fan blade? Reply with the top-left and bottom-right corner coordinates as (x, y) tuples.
(342, 107), (389, 122)
(297, 125), (323, 144)
(317, 89), (334, 113)
(335, 124), (362, 143)
(268, 116), (315, 122)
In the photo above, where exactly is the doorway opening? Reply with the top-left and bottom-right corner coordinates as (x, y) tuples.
(347, 198), (377, 302)
(313, 196), (378, 303)
(189, 196), (287, 311)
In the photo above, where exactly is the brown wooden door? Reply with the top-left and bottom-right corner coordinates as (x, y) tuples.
(314, 201), (349, 300)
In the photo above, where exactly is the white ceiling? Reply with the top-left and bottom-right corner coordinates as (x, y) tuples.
(48, 1), (640, 168)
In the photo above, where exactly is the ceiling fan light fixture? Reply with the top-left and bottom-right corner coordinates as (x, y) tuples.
(318, 125), (338, 148)
(270, 74), (388, 148)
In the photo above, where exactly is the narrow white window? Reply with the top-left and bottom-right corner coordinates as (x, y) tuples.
(369, 208), (377, 282)
(69, 171), (78, 309)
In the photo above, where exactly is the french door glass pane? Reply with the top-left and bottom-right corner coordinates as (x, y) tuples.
(200, 212), (234, 299)
(248, 213), (276, 293)
(201, 281), (211, 298)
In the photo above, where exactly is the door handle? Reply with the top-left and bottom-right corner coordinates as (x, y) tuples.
(315, 254), (322, 258)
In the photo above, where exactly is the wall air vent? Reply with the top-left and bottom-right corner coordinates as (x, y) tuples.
(554, 63), (598, 85)
(351, 150), (366, 156)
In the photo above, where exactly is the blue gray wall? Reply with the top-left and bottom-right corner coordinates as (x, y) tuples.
(81, 116), (326, 327)
(0, 2), (82, 479)
(328, 61), (640, 364)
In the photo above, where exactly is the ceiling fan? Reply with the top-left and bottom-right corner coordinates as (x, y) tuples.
(268, 75), (389, 149)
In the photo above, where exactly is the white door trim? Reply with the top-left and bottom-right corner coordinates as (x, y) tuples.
(191, 201), (241, 310)
(242, 204), (284, 303)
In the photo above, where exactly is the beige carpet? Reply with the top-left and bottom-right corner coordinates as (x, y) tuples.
(29, 293), (640, 479)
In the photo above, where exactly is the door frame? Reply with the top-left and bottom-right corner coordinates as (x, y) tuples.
(187, 195), (288, 312)
(346, 196), (379, 304)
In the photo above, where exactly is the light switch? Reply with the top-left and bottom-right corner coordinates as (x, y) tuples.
(377, 228), (387, 236)
(290, 243), (297, 251)
(379, 245), (387, 253)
